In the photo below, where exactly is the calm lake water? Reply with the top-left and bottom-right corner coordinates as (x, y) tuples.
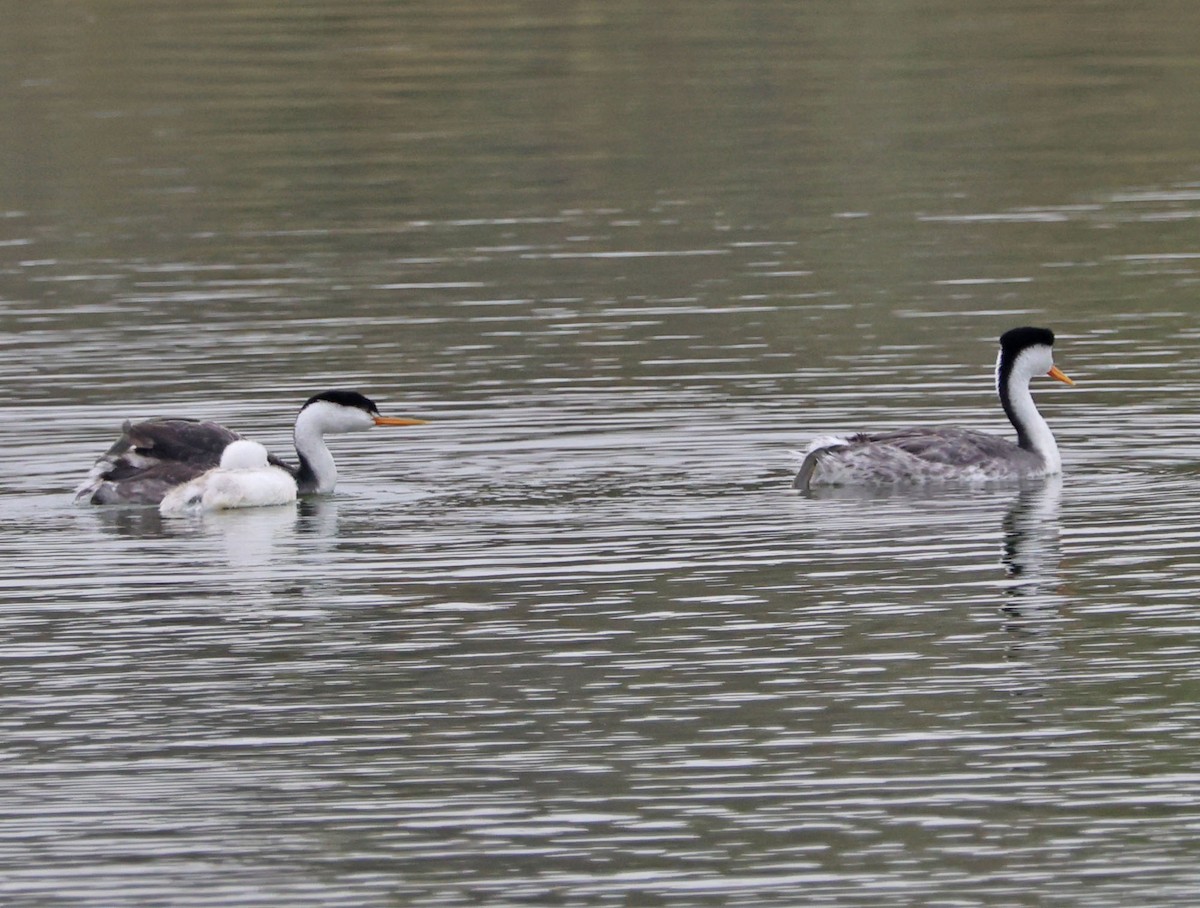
(4, 2), (1200, 905)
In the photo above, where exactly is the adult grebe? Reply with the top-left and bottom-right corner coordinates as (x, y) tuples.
(159, 439), (297, 515)
(75, 390), (426, 505)
(794, 327), (1075, 491)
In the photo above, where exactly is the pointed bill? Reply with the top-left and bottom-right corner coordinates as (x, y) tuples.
(1047, 365), (1074, 386)
(373, 416), (428, 426)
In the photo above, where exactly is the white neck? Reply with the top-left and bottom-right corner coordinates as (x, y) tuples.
(294, 407), (338, 493)
(997, 348), (1061, 472)
(1010, 378), (1061, 471)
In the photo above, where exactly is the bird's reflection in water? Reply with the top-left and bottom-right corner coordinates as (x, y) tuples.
(198, 497), (346, 574)
(296, 495), (340, 536)
(999, 475), (1066, 651)
(88, 504), (167, 538)
(204, 503), (300, 569)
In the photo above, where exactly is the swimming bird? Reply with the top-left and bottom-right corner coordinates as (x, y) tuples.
(75, 390), (426, 505)
(794, 327), (1074, 491)
(159, 439), (297, 515)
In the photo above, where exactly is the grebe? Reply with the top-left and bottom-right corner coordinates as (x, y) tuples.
(159, 439), (297, 514)
(794, 327), (1074, 490)
(75, 390), (426, 505)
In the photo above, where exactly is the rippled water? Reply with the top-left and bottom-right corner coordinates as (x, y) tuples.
(5, 2), (1200, 905)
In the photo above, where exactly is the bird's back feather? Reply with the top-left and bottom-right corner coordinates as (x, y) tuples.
(75, 418), (242, 505)
(796, 426), (1045, 490)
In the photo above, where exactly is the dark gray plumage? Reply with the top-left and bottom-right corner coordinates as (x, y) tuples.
(76, 418), (292, 505)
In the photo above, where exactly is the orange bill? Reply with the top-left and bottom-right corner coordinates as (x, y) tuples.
(373, 416), (428, 426)
(1047, 365), (1074, 386)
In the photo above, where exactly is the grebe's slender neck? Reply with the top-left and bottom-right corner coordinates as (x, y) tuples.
(996, 347), (1061, 472)
(293, 408), (338, 494)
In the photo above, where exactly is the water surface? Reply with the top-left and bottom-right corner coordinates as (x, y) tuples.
(4, 2), (1200, 905)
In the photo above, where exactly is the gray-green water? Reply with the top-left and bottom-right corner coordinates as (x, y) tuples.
(4, 3), (1200, 905)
